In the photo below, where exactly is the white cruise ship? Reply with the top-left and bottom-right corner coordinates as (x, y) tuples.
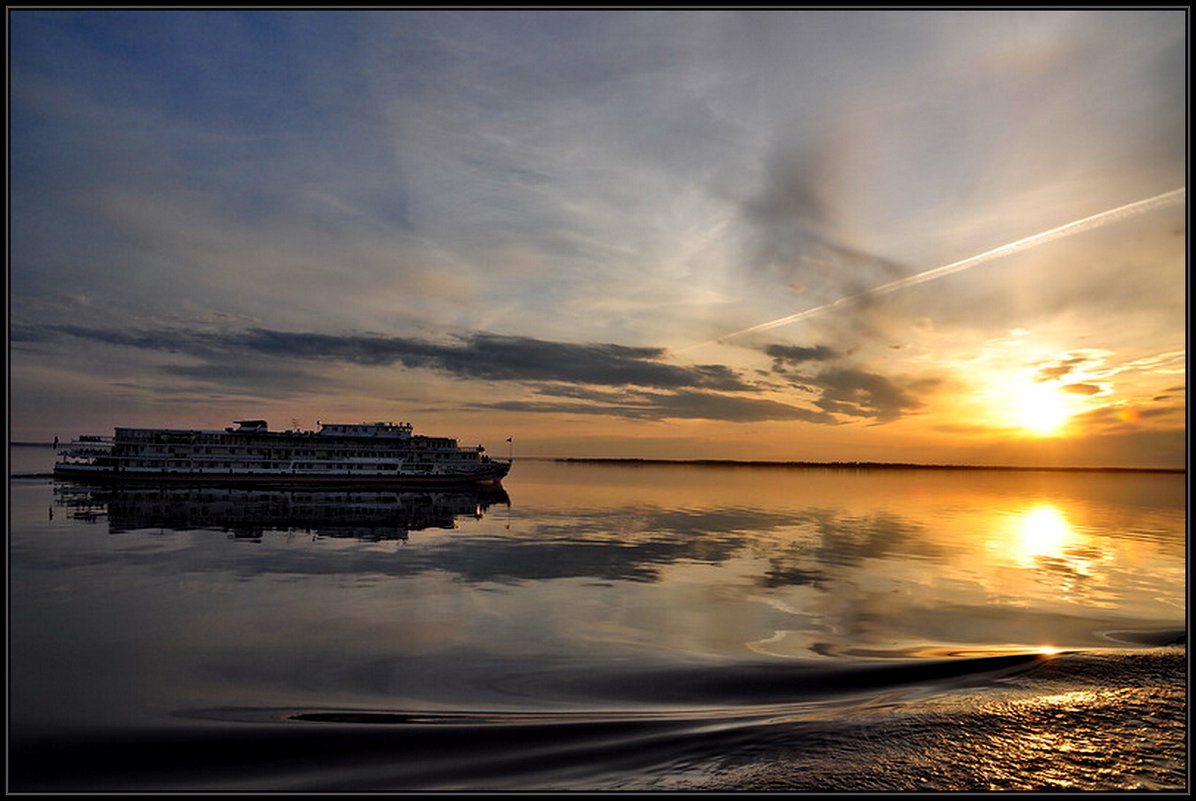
(53, 419), (511, 486)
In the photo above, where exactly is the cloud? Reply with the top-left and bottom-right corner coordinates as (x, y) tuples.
(1071, 401), (1185, 428)
(1034, 352), (1104, 382)
(808, 368), (937, 423)
(9, 325), (57, 344)
(23, 324), (950, 425)
(1113, 352), (1187, 377)
(472, 381), (843, 424)
(479, 388), (840, 424)
(764, 343), (840, 368)
(761, 341), (940, 423)
(738, 137), (912, 317)
(932, 422), (1007, 435)
(32, 324), (757, 392)
(1060, 382), (1103, 396)
(157, 363), (322, 399)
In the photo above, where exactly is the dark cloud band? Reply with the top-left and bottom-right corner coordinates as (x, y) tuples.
(26, 324), (936, 425)
(34, 324), (753, 391)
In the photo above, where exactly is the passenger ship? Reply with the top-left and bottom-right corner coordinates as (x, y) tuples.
(54, 419), (511, 486)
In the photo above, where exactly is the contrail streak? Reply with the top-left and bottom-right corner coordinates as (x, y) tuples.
(685, 187), (1185, 351)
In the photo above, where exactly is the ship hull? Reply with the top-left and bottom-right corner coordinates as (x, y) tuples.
(52, 463), (510, 488)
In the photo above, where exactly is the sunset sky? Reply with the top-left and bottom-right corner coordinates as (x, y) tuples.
(10, 10), (1187, 468)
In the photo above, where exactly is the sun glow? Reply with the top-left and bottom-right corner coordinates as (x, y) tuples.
(1012, 381), (1072, 436)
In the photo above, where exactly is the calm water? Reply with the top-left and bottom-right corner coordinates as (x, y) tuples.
(9, 447), (1186, 791)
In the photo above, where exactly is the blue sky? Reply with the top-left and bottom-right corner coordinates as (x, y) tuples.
(9, 10), (1187, 466)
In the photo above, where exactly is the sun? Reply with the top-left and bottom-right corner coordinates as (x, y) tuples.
(1012, 382), (1072, 436)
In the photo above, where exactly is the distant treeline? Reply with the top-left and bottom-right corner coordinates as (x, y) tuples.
(552, 457), (1184, 474)
(10, 442), (55, 447)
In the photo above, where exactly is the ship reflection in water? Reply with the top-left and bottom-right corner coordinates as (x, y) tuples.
(52, 483), (510, 543)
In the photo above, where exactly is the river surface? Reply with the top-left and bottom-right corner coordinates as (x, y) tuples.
(8, 446), (1186, 791)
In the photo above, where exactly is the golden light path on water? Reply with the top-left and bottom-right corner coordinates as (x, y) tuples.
(680, 187), (1186, 352)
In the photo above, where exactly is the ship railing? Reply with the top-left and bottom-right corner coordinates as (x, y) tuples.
(59, 449), (112, 459)
(59, 440), (114, 457)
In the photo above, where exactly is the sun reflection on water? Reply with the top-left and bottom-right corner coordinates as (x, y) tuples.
(978, 501), (1119, 608)
(1014, 504), (1073, 562)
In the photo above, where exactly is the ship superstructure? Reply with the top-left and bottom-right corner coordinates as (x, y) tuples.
(54, 419), (510, 486)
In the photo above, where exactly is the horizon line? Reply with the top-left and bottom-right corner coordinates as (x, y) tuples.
(545, 456), (1184, 473)
(11, 441), (1183, 474)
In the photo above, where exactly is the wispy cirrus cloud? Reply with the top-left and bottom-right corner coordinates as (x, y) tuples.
(478, 387), (840, 424)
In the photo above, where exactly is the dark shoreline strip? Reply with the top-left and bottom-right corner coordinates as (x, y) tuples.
(550, 458), (1183, 474)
